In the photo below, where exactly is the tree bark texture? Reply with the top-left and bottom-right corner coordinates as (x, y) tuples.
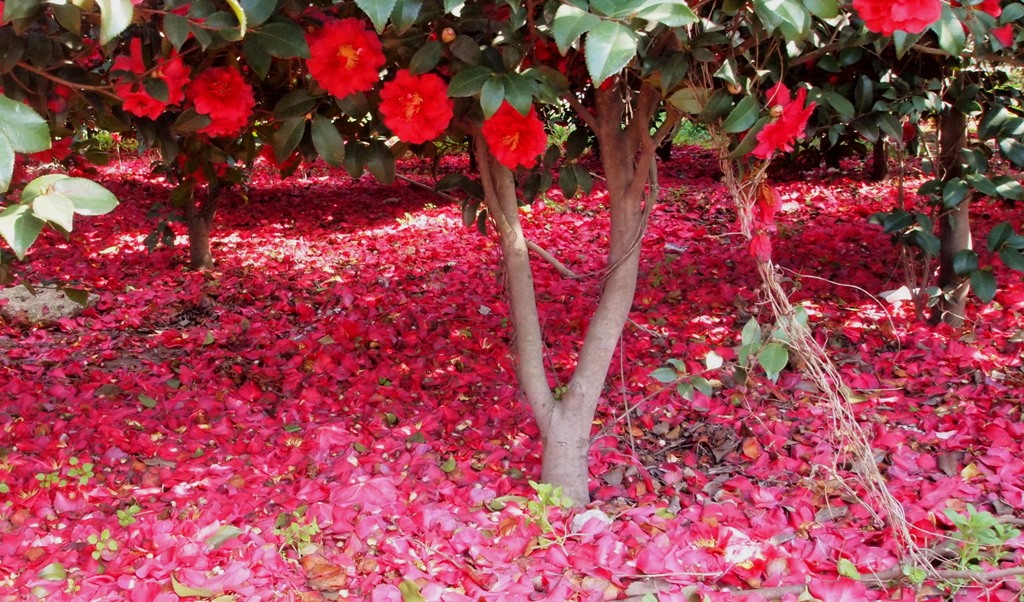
(931, 103), (972, 327)
(185, 188), (220, 270)
(474, 82), (669, 506)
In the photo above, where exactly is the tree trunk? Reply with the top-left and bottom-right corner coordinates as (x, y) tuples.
(931, 103), (971, 327)
(473, 83), (666, 506)
(185, 187), (220, 270)
(869, 139), (888, 181)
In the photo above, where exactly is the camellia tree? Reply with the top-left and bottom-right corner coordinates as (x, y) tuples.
(2, 0), (1023, 513)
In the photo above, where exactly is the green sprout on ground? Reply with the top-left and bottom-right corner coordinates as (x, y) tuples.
(274, 506), (320, 558)
(87, 529), (119, 561)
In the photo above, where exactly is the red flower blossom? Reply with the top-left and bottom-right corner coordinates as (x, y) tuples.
(481, 102), (548, 170)
(306, 19), (386, 99)
(379, 70), (453, 144)
(186, 66), (255, 138)
(751, 85), (815, 160)
(113, 39), (190, 120)
(992, 24), (1015, 46)
(852, 0), (942, 35)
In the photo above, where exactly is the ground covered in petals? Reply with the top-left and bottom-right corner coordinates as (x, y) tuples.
(2, 148), (1023, 601)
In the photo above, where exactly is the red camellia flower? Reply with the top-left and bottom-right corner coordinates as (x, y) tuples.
(992, 24), (1015, 46)
(852, 0), (942, 35)
(186, 66), (256, 138)
(306, 19), (386, 99)
(481, 102), (548, 170)
(379, 70), (454, 144)
(113, 38), (190, 120)
(752, 83), (816, 160)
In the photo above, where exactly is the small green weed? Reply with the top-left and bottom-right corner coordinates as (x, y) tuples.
(274, 506), (320, 557)
(117, 504), (142, 527)
(943, 504), (1020, 570)
(87, 529), (119, 561)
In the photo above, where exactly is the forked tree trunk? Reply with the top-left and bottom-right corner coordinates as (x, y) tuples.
(931, 104), (972, 327)
(474, 84), (668, 506)
(185, 188), (220, 270)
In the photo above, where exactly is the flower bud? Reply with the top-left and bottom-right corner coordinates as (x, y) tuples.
(726, 82), (743, 95)
(441, 27), (457, 43)
(769, 105), (785, 118)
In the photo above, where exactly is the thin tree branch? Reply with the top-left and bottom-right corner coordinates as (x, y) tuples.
(14, 62), (122, 102)
(526, 240), (578, 278)
(565, 92), (599, 133)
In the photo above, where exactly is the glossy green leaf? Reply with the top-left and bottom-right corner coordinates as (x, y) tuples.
(0, 204), (44, 260)
(987, 222), (1013, 253)
(2, 0), (41, 22)
(993, 175), (1024, 201)
(721, 94), (759, 133)
(802, 0), (838, 18)
(448, 67), (493, 97)
(32, 193), (75, 232)
(163, 13), (192, 50)
(96, 0), (134, 44)
(399, 580), (426, 602)
(0, 95), (50, 154)
(173, 108), (213, 133)
(650, 367), (678, 383)
(933, 4), (966, 56)
(273, 89), (318, 120)
(311, 115), (344, 167)
(584, 20), (638, 88)
(0, 137), (14, 193)
(635, 2), (697, 27)
(390, 0), (423, 33)
(821, 91), (855, 119)
(559, 165), (579, 199)
(480, 78), (505, 118)
(205, 525), (244, 550)
(239, 0), (276, 27)
(52, 178), (119, 215)
(552, 4), (600, 54)
(970, 269), (996, 303)
(355, 0), (397, 33)
(272, 117), (305, 163)
(366, 140), (395, 185)
(942, 177), (970, 208)
(741, 317), (761, 347)
(1000, 248), (1024, 272)
(249, 21), (310, 59)
(998, 138), (1024, 166)
(410, 41), (443, 75)
(953, 249), (978, 276)
(501, 73), (536, 116)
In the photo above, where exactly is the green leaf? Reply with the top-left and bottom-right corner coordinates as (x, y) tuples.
(987, 222), (1013, 253)
(821, 91), (855, 120)
(249, 21), (310, 59)
(721, 94), (759, 133)
(965, 174), (998, 197)
(691, 376), (713, 397)
(139, 394), (157, 409)
(480, 78), (505, 118)
(559, 164), (579, 198)
(390, 0), (423, 33)
(1000, 248), (1024, 273)
(552, 4), (600, 54)
(38, 562), (67, 581)
(205, 525), (244, 550)
(757, 343), (789, 382)
(942, 178), (970, 208)
(650, 367), (678, 383)
(635, 2), (697, 27)
(243, 38), (272, 78)
(49, 178), (119, 216)
(837, 558), (861, 580)
(802, 0), (838, 18)
(32, 193), (76, 232)
(448, 67), (493, 98)
(0, 204), (44, 260)
(998, 138), (1024, 167)
(993, 176), (1024, 201)
(584, 20), (638, 88)
(953, 249), (979, 276)
(355, 0), (397, 33)
(0, 95), (51, 154)
(272, 117), (305, 163)
(311, 115), (344, 167)
(449, 35), (481, 64)
(439, 456), (456, 472)
(970, 269), (996, 303)
(239, 0), (275, 27)
(409, 40), (443, 75)
(501, 73), (536, 116)
(0, 137), (14, 194)
(274, 89), (319, 120)
(740, 317), (762, 347)
(96, 0), (134, 44)
(932, 4), (966, 56)
(2, 0), (41, 22)
(366, 141), (395, 185)
(163, 14), (192, 50)
(398, 580), (425, 602)
(173, 108), (213, 133)
(171, 575), (215, 598)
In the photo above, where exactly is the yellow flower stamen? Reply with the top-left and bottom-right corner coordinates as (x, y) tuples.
(337, 45), (361, 68)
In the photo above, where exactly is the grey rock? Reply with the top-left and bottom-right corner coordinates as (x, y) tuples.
(0, 284), (98, 325)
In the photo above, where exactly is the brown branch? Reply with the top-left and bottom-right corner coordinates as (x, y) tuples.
(564, 92), (599, 133)
(15, 62), (121, 102)
(526, 240), (577, 278)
